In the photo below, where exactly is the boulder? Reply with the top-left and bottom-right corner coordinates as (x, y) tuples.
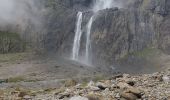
(111, 74), (123, 80)
(87, 93), (103, 100)
(125, 87), (143, 98)
(70, 96), (88, 100)
(58, 93), (70, 99)
(18, 91), (27, 98)
(120, 92), (138, 100)
(117, 82), (131, 89)
(126, 81), (135, 86)
(162, 75), (170, 83)
(96, 82), (109, 90)
(89, 86), (100, 91)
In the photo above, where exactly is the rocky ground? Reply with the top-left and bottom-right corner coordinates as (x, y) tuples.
(0, 67), (169, 100)
(0, 52), (170, 100)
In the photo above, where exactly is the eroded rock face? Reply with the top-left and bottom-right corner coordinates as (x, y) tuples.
(44, 0), (170, 66)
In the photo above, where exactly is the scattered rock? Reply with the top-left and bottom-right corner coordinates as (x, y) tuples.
(123, 74), (130, 79)
(117, 82), (131, 89)
(23, 95), (32, 100)
(70, 96), (88, 100)
(54, 88), (65, 95)
(87, 93), (103, 100)
(0, 69), (169, 100)
(120, 92), (138, 100)
(126, 81), (135, 86)
(115, 93), (120, 98)
(0, 90), (4, 96)
(65, 79), (77, 87)
(125, 87), (143, 98)
(162, 75), (170, 83)
(18, 91), (27, 98)
(87, 81), (95, 87)
(112, 74), (123, 79)
(96, 82), (108, 90)
(58, 93), (70, 99)
(89, 86), (100, 91)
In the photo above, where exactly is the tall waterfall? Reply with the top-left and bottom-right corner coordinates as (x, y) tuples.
(84, 0), (113, 63)
(72, 12), (83, 60)
(85, 16), (93, 62)
(72, 0), (114, 63)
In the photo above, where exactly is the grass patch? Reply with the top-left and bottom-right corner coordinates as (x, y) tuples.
(7, 76), (25, 83)
(0, 52), (28, 63)
(7, 76), (40, 83)
(93, 74), (107, 82)
(130, 48), (161, 58)
(121, 48), (161, 61)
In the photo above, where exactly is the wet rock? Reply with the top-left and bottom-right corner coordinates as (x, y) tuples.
(0, 79), (7, 84)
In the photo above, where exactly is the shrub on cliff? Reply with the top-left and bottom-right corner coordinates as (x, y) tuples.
(0, 31), (25, 54)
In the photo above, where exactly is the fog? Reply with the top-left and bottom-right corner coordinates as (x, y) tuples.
(0, 0), (45, 32)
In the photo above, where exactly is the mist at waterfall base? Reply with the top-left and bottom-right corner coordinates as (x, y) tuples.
(71, 0), (122, 66)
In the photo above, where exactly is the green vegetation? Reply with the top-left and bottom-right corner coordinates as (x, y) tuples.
(93, 74), (108, 82)
(129, 48), (161, 58)
(120, 48), (162, 62)
(0, 52), (28, 62)
(7, 76), (40, 83)
(7, 76), (25, 83)
(0, 31), (25, 54)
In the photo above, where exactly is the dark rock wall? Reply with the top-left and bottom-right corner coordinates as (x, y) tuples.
(43, 0), (170, 65)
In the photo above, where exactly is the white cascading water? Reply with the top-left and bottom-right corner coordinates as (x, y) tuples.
(72, 12), (83, 60)
(85, 0), (113, 63)
(72, 0), (115, 63)
(85, 16), (93, 63)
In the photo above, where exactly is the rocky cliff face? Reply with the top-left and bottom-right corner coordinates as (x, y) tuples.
(91, 0), (170, 65)
(44, 0), (170, 67)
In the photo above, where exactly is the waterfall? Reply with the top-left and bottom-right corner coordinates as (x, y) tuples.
(84, 0), (113, 63)
(85, 16), (93, 62)
(72, 12), (83, 60)
(72, 0), (115, 63)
